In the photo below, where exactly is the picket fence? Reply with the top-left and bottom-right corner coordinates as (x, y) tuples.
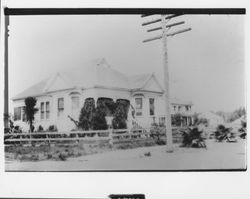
(4, 127), (184, 146)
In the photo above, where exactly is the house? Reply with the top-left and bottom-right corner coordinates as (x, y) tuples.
(198, 111), (225, 127)
(11, 58), (194, 132)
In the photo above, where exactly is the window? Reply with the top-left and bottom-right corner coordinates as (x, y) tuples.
(185, 105), (189, 111)
(40, 102), (45, 119)
(178, 106), (181, 111)
(135, 98), (143, 116)
(149, 98), (155, 116)
(173, 106), (176, 111)
(57, 98), (64, 118)
(46, 102), (50, 119)
(22, 107), (26, 121)
(72, 96), (80, 110)
(14, 107), (22, 121)
(71, 96), (80, 118)
(159, 117), (165, 126)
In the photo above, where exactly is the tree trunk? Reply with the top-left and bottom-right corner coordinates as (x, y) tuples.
(30, 120), (33, 132)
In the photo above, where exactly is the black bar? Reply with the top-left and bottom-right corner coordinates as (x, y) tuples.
(141, 14), (155, 17)
(109, 194), (145, 199)
(4, 8), (246, 15)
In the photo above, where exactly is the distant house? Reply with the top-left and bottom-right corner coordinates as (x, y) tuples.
(12, 59), (194, 132)
(198, 111), (224, 127)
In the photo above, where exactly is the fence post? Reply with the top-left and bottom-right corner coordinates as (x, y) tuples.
(129, 128), (132, 140)
(46, 132), (50, 145)
(109, 128), (113, 147)
(29, 131), (32, 146)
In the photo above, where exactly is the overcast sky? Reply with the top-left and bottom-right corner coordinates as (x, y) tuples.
(8, 14), (245, 112)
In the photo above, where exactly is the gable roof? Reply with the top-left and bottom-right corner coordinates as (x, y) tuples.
(128, 73), (152, 89)
(13, 78), (50, 100)
(12, 59), (164, 101)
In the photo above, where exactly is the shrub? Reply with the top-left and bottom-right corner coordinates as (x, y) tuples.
(181, 127), (206, 148)
(47, 125), (58, 132)
(58, 152), (68, 161)
(239, 120), (247, 139)
(150, 123), (166, 145)
(37, 125), (44, 132)
(171, 113), (183, 126)
(112, 100), (130, 129)
(214, 124), (231, 142)
(78, 98), (96, 130)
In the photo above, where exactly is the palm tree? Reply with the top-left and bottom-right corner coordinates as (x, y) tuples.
(23, 97), (38, 132)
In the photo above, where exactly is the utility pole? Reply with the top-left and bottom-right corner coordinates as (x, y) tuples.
(141, 14), (191, 152)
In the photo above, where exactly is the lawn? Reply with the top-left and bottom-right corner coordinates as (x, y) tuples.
(5, 139), (246, 171)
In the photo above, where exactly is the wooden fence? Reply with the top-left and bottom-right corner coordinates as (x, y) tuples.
(4, 127), (184, 146)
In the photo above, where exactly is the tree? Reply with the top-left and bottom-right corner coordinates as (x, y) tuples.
(228, 107), (246, 122)
(99, 98), (116, 116)
(78, 98), (96, 130)
(192, 113), (209, 126)
(23, 97), (38, 132)
(112, 99), (130, 129)
(92, 100), (108, 130)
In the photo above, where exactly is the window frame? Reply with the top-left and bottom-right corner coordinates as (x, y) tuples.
(40, 102), (45, 120)
(135, 97), (143, 116)
(57, 97), (64, 118)
(14, 107), (22, 121)
(45, 101), (50, 119)
(22, 106), (26, 122)
(71, 96), (80, 110)
(149, 98), (155, 116)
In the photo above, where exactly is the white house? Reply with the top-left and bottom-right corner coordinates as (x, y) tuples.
(11, 59), (194, 132)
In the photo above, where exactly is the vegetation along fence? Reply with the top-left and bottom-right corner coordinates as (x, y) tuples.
(4, 127), (184, 146)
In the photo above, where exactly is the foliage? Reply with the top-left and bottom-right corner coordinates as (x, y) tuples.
(181, 127), (206, 148)
(192, 113), (209, 126)
(112, 99), (130, 129)
(23, 97), (38, 132)
(215, 107), (246, 122)
(76, 98), (130, 130)
(78, 98), (96, 130)
(5, 119), (22, 134)
(150, 123), (166, 145)
(101, 98), (116, 116)
(228, 107), (245, 122)
(67, 115), (79, 127)
(47, 125), (58, 132)
(214, 124), (234, 142)
(37, 125), (44, 132)
(239, 120), (247, 139)
(171, 113), (183, 126)
(92, 100), (108, 130)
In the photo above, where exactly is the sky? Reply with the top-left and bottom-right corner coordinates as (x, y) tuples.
(8, 14), (245, 113)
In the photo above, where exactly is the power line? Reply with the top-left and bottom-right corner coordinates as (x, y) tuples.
(141, 14), (191, 152)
